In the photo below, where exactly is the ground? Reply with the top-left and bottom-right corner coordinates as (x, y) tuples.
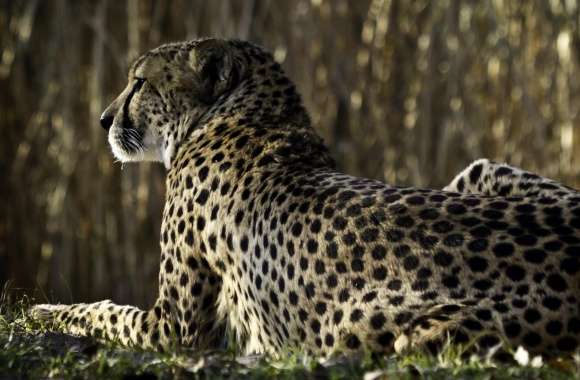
(1, 294), (578, 379)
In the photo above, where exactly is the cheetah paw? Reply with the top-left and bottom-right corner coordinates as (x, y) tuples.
(29, 304), (67, 322)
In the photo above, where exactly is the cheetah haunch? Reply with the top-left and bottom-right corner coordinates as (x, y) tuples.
(32, 38), (580, 357)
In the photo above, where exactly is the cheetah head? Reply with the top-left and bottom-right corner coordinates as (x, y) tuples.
(100, 38), (248, 168)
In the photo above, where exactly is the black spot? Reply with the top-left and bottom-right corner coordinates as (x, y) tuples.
(185, 176), (194, 189)
(523, 249), (546, 264)
(443, 234), (464, 247)
(333, 310), (343, 324)
(299, 257), (308, 270)
(332, 217), (348, 230)
(191, 282), (203, 296)
(493, 243), (514, 258)
(373, 266), (387, 281)
(345, 334), (361, 349)
(327, 242), (339, 258)
(505, 265), (526, 281)
(468, 256), (488, 272)
(196, 189), (210, 205)
(288, 291), (298, 305)
(433, 221), (453, 234)
(315, 260), (325, 274)
(469, 163), (483, 184)
(234, 210), (245, 225)
(395, 216), (414, 228)
(388, 279), (402, 291)
(467, 239), (488, 252)
(346, 204), (362, 217)
(370, 313), (386, 330)
(504, 322), (521, 338)
(350, 309), (363, 322)
(198, 166), (209, 182)
(305, 282), (316, 298)
(338, 288), (350, 302)
(335, 261), (347, 273)
(361, 228), (379, 242)
(310, 219), (321, 233)
(179, 272), (189, 286)
(434, 250), (453, 266)
(326, 274), (338, 288)
(351, 259), (364, 272)
(475, 309), (492, 321)
(394, 245), (410, 258)
(307, 239), (318, 254)
(255, 275), (262, 290)
(314, 302), (327, 316)
(546, 320), (563, 336)
(372, 246), (387, 260)
(568, 317), (580, 333)
(324, 334), (335, 347)
(442, 275), (459, 289)
(352, 277), (366, 289)
(447, 203), (467, 215)
(455, 178), (465, 192)
(403, 255), (419, 271)
(208, 234), (217, 251)
(420, 209), (442, 223)
(547, 274), (568, 292)
(177, 221), (185, 234)
(291, 222), (303, 237)
(342, 232), (356, 246)
(240, 236), (249, 252)
(406, 195), (425, 205)
(377, 332), (394, 347)
(515, 234), (538, 247)
(165, 259), (174, 273)
(186, 257), (198, 270)
(462, 319), (483, 331)
(362, 291), (377, 303)
(386, 229), (404, 242)
(256, 155), (275, 167)
(394, 312), (412, 325)
(561, 257), (580, 275)
(524, 309), (542, 324)
(523, 332), (541, 347)
(196, 216), (206, 231)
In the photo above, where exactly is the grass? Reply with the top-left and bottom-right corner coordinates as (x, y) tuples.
(1, 294), (579, 379)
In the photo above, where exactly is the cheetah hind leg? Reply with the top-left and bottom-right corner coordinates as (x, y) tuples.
(393, 303), (468, 354)
(444, 158), (578, 198)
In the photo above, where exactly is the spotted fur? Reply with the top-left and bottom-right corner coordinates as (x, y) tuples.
(32, 39), (580, 357)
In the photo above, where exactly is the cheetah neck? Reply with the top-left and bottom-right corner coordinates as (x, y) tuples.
(171, 72), (335, 176)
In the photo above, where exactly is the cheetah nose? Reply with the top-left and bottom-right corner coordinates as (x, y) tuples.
(100, 113), (114, 131)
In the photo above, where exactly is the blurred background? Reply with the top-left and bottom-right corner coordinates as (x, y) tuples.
(1, 0), (579, 308)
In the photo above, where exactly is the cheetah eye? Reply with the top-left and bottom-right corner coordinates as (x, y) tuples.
(134, 77), (146, 89)
(134, 77), (162, 98)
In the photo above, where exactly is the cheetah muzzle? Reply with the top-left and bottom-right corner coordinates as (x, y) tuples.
(32, 38), (580, 357)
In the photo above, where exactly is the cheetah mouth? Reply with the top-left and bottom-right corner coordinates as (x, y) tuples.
(119, 128), (145, 154)
(108, 124), (165, 164)
(108, 126), (145, 162)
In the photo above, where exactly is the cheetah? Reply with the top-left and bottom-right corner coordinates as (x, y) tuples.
(32, 38), (580, 357)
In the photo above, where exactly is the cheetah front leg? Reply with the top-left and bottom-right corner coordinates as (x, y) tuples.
(30, 260), (226, 351)
(30, 299), (171, 351)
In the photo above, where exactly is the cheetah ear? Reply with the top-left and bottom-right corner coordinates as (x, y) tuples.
(189, 40), (237, 103)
